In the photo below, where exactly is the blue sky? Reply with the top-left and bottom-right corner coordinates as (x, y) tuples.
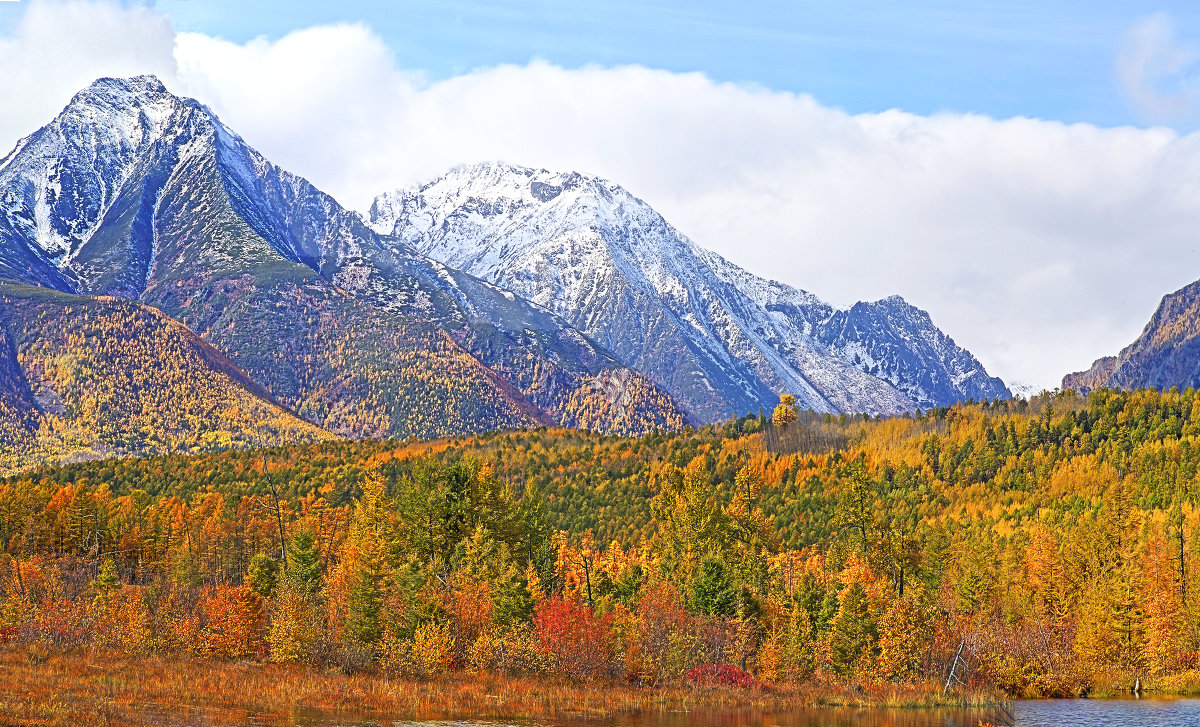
(139, 0), (1200, 128)
(1, 1), (1196, 127)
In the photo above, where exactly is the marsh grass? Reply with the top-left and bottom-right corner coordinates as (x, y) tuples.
(0, 646), (999, 726)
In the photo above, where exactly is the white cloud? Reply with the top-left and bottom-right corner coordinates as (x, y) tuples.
(1117, 12), (1200, 122)
(0, 0), (177, 149)
(6, 1), (1200, 392)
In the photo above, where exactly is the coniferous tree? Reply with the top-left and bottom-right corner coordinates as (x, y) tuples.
(248, 554), (279, 599)
(827, 582), (877, 677)
(773, 394), (799, 427)
(690, 556), (737, 617)
(288, 529), (323, 596)
(92, 557), (121, 598)
(834, 455), (874, 554)
(346, 552), (384, 646)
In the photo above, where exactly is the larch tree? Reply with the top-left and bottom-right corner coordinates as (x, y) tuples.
(773, 394), (799, 428)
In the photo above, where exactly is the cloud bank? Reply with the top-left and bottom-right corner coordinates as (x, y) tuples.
(4, 1), (1200, 392)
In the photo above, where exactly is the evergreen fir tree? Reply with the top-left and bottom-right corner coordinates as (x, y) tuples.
(690, 556), (737, 617)
(248, 553), (279, 599)
(288, 529), (323, 596)
(346, 558), (384, 645)
(827, 582), (878, 677)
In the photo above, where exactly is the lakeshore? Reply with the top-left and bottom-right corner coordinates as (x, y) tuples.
(0, 648), (1000, 727)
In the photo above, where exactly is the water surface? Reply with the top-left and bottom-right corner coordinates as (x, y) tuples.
(283, 699), (1200, 726)
(297, 708), (999, 727)
(1009, 697), (1200, 726)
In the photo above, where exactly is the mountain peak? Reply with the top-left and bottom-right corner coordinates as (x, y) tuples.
(371, 164), (1011, 418)
(368, 161), (668, 275)
(0, 75), (227, 289)
(418, 161), (625, 209)
(85, 74), (170, 95)
(65, 74), (180, 116)
(48, 75), (200, 162)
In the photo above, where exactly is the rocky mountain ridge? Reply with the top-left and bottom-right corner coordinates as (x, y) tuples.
(1064, 278), (1200, 395)
(370, 162), (1010, 421)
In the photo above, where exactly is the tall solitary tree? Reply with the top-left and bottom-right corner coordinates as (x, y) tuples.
(773, 394), (799, 427)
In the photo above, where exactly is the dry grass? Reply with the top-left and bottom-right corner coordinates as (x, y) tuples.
(0, 646), (999, 726)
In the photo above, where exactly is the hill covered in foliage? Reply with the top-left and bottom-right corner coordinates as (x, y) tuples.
(0, 282), (330, 475)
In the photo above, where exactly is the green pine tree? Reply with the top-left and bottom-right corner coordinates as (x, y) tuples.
(492, 561), (533, 628)
(827, 582), (878, 677)
(248, 553), (279, 599)
(92, 557), (121, 598)
(690, 556), (737, 617)
(346, 561), (384, 645)
(287, 529), (323, 596)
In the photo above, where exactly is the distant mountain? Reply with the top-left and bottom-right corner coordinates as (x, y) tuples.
(1064, 278), (1200, 394)
(0, 77), (685, 446)
(369, 163), (1009, 421)
(0, 281), (329, 474)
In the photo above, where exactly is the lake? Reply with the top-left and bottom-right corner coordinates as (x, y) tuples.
(1009, 698), (1200, 726)
(285, 698), (1200, 727)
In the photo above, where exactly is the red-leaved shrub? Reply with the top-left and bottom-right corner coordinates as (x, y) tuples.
(686, 663), (759, 689)
(534, 596), (613, 681)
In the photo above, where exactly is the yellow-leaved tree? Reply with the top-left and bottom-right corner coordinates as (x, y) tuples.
(772, 394), (799, 428)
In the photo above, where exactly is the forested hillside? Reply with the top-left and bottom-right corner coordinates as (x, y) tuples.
(0, 282), (329, 474)
(4, 386), (1200, 696)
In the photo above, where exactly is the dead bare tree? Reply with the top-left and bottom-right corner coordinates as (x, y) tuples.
(259, 444), (288, 572)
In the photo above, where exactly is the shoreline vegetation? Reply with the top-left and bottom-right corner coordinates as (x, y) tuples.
(0, 648), (1000, 727)
(7, 389), (1200, 724)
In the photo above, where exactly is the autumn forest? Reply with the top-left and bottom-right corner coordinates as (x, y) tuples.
(5, 386), (1200, 721)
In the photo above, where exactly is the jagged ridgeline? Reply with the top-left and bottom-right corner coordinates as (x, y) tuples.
(1065, 277), (1200, 395)
(0, 75), (685, 469)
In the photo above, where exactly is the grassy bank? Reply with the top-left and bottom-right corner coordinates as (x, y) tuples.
(0, 647), (1000, 726)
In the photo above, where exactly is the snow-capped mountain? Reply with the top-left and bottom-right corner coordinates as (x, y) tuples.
(0, 77), (686, 439)
(370, 163), (1010, 420)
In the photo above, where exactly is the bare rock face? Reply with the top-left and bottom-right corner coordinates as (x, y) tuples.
(1064, 279), (1200, 395)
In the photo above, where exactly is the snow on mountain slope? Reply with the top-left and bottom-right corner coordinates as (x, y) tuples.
(0, 75), (185, 295)
(369, 162), (1010, 420)
(0, 77), (686, 438)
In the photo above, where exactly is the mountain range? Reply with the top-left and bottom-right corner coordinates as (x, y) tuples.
(0, 75), (1011, 471)
(0, 76), (684, 459)
(369, 163), (1010, 421)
